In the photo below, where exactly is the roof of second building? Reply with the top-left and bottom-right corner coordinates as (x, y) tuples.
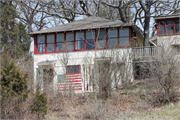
(29, 16), (134, 35)
(154, 9), (180, 19)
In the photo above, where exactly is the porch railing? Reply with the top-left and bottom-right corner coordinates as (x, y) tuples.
(132, 46), (160, 59)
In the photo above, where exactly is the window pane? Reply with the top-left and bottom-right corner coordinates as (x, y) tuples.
(97, 40), (106, 49)
(166, 20), (174, 34)
(175, 20), (179, 24)
(86, 40), (95, 50)
(166, 20), (173, 25)
(120, 37), (129, 46)
(57, 34), (64, 42)
(66, 42), (74, 50)
(175, 25), (179, 33)
(175, 20), (179, 33)
(66, 33), (74, 41)
(159, 26), (165, 34)
(38, 35), (45, 43)
(38, 44), (45, 53)
(159, 21), (165, 25)
(47, 44), (54, 52)
(98, 30), (106, 40)
(86, 30), (95, 39)
(119, 28), (129, 36)
(76, 41), (84, 49)
(58, 75), (65, 83)
(57, 43), (64, 51)
(108, 38), (118, 48)
(67, 66), (80, 74)
(166, 25), (174, 34)
(76, 32), (84, 40)
(47, 35), (54, 43)
(108, 28), (117, 37)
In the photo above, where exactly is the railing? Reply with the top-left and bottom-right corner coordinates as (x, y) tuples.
(132, 46), (160, 59)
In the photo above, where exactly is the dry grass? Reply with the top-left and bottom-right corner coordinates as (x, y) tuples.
(45, 79), (180, 120)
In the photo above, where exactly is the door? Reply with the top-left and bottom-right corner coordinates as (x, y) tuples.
(97, 60), (111, 93)
(43, 69), (54, 96)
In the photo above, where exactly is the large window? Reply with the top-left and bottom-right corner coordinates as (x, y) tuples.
(119, 28), (129, 46)
(47, 35), (55, 52)
(37, 35), (45, 53)
(97, 29), (106, 49)
(158, 19), (180, 35)
(66, 65), (80, 74)
(76, 32), (84, 50)
(35, 27), (131, 54)
(66, 33), (74, 51)
(57, 33), (64, 51)
(86, 30), (95, 50)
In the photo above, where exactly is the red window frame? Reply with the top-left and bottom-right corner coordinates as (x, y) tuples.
(157, 18), (180, 36)
(34, 27), (132, 54)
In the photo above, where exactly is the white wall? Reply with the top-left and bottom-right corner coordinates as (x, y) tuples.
(157, 35), (180, 49)
(34, 48), (134, 93)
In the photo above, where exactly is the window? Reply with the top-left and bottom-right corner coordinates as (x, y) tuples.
(159, 21), (165, 34)
(37, 35), (45, 53)
(97, 29), (106, 49)
(47, 35), (55, 52)
(119, 28), (129, 46)
(86, 30), (95, 50)
(175, 20), (179, 33)
(57, 33), (64, 51)
(166, 20), (173, 34)
(76, 32), (84, 50)
(66, 33), (74, 51)
(35, 27), (132, 54)
(108, 28), (118, 48)
(58, 74), (65, 83)
(67, 65), (80, 74)
(158, 19), (180, 35)
(173, 45), (180, 52)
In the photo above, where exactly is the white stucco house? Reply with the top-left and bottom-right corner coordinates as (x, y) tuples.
(29, 16), (153, 95)
(152, 9), (180, 50)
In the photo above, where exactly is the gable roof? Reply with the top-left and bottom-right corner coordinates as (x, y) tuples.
(29, 16), (134, 36)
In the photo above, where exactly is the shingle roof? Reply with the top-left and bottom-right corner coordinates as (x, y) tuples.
(29, 16), (134, 35)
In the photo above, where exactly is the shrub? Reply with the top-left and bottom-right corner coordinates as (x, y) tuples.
(30, 85), (48, 119)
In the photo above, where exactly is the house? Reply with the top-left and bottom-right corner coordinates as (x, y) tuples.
(153, 9), (180, 50)
(30, 16), (145, 95)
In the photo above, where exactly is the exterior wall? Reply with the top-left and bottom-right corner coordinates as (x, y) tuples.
(34, 48), (134, 94)
(157, 35), (180, 50)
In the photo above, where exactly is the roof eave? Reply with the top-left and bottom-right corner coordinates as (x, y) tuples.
(28, 24), (135, 36)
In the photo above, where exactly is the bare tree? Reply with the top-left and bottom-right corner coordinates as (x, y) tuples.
(17, 0), (51, 33)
